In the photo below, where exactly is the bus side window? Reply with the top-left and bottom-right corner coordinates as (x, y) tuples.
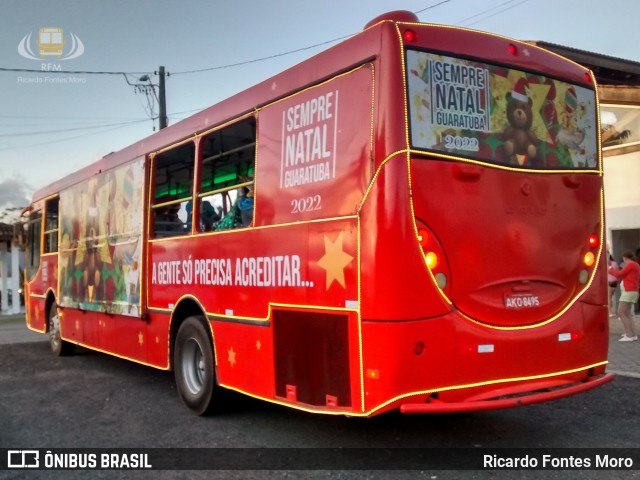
(44, 197), (59, 254)
(198, 117), (256, 232)
(151, 142), (196, 238)
(25, 210), (42, 280)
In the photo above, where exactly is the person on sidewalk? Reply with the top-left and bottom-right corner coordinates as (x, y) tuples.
(636, 247), (640, 314)
(609, 250), (640, 342)
(607, 251), (619, 317)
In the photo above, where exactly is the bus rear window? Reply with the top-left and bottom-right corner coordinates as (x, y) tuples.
(406, 49), (598, 170)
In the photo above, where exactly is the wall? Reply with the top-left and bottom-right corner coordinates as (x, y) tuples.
(600, 86), (640, 259)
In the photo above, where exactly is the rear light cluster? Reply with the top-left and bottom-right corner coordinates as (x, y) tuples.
(580, 232), (600, 284)
(583, 233), (600, 267)
(416, 223), (451, 295)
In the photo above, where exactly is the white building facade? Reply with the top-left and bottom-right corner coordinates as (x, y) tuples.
(0, 223), (23, 315)
(600, 86), (640, 259)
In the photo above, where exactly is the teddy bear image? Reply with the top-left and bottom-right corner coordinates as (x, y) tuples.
(501, 78), (540, 161)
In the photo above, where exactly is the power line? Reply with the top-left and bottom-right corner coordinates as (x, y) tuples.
(170, 35), (352, 76)
(460, 0), (531, 27)
(454, 0), (520, 25)
(0, 114), (146, 120)
(170, 108), (206, 116)
(170, 3), (455, 76)
(0, 67), (150, 75)
(415, 0), (452, 14)
(0, 119), (150, 137)
(0, 108), (202, 141)
(0, 119), (151, 152)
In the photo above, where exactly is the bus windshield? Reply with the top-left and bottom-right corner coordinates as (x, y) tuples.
(406, 49), (598, 170)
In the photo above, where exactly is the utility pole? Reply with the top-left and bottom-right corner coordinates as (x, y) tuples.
(124, 66), (168, 131)
(158, 66), (168, 130)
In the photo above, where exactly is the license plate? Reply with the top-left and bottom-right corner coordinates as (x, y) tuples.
(504, 293), (540, 309)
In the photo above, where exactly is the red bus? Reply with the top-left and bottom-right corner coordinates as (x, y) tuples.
(23, 11), (613, 416)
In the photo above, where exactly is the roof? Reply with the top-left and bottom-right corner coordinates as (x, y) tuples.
(527, 41), (640, 86)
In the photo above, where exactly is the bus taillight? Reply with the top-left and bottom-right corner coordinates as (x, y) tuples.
(587, 234), (599, 249)
(416, 222), (451, 295)
(508, 43), (518, 56)
(404, 29), (416, 43)
(425, 251), (438, 269)
(583, 251), (595, 267)
(417, 229), (429, 247)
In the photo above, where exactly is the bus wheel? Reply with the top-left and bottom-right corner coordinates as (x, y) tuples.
(174, 316), (216, 415)
(48, 303), (74, 356)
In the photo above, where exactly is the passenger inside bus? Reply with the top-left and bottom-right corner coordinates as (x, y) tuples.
(199, 200), (221, 231)
(155, 205), (183, 237)
(237, 185), (254, 227)
(215, 181), (254, 231)
(183, 199), (220, 232)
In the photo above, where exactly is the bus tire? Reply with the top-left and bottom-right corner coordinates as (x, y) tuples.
(174, 316), (217, 415)
(48, 302), (74, 356)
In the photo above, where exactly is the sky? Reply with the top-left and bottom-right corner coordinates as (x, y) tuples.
(1, 0), (639, 214)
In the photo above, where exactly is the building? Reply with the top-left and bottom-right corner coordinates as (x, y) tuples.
(0, 222), (23, 314)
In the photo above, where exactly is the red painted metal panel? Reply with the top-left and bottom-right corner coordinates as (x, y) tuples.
(25, 253), (58, 332)
(213, 320), (276, 399)
(256, 64), (373, 226)
(147, 219), (358, 319)
(360, 300), (608, 413)
(410, 159), (604, 326)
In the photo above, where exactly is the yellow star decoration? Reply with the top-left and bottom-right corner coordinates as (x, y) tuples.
(228, 347), (236, 366)
(256, 340), (261, 351)
(137, 331), (144, 346)
(317, 232), (354, 289)
(75, 320), (80, 331)
(527, 82), (552, 144)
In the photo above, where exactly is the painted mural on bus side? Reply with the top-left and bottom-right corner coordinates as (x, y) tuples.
(59, 158), (144, 316)
(407, 50), (598, 169)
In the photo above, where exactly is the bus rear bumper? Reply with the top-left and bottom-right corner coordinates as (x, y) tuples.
(399, 373), (614, 414)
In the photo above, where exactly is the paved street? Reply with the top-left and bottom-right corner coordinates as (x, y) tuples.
(1, 313), (639, 479)
(0, 315), (42, 345)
